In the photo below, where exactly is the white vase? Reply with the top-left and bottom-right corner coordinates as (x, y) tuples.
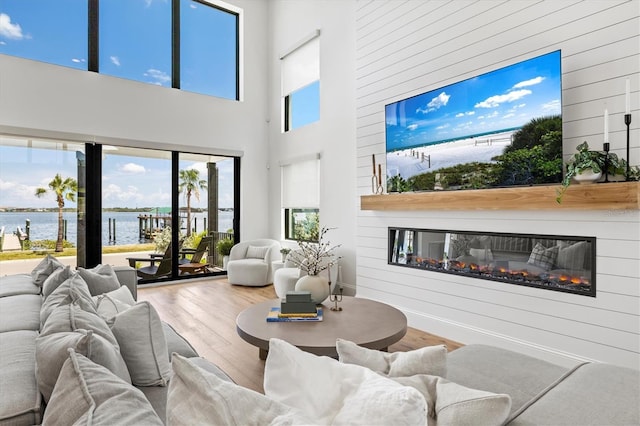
(294, 274), (330, 304)
(222, 255), (229, 270)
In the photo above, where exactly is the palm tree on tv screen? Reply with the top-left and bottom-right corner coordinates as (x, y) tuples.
(35, 174), (78, 252)
(179, 169), (207, 237)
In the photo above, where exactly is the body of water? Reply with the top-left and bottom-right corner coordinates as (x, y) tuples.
(0, 210), (233, 246)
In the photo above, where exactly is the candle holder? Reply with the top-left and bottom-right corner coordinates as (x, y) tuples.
(603, 142), (610, 183)
(625, 113), (632, 180)
(329, 284), (343, 311)
(371, 174), (384, 194)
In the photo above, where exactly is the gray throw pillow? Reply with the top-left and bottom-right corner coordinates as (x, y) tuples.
(77, 264), (121, 296)
(42, 265), (74, 298)
(40, 273), (94, 327)
(35, 330), (131, 403)
(42, 349), (163, 425)
(31, 254), (64, 286)
(109, 301), (172, 386)
(40, 298), (119, 350)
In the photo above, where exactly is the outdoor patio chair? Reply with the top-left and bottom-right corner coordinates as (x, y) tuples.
(126, 242), (174, 280)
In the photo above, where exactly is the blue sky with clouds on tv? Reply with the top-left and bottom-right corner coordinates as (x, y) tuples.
(385, 50), (562, 152)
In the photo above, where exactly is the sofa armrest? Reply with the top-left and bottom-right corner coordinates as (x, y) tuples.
(113, 265), (137, 300)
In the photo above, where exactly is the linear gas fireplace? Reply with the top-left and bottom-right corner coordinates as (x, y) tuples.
(389, 228), (596, 297)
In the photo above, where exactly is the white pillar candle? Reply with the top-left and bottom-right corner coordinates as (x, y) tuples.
(604, 108), (609, 142)
(626, 79), (631, 114)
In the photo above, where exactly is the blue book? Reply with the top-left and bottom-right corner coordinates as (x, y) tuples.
(266, 307), (323, 322)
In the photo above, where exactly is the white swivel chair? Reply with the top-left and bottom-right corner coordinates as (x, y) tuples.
(226, 239), (281, 286)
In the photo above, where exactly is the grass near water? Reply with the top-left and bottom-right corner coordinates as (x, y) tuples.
(0, 243), (155, 261)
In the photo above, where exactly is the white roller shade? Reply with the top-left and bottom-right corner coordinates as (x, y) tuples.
(281, 156), (320, 208)
(281, 34), (320, 96)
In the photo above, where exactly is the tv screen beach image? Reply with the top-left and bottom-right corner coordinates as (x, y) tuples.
(385, 50), (563, 192)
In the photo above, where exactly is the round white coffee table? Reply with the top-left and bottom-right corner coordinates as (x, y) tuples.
(236, 296), (407, 359)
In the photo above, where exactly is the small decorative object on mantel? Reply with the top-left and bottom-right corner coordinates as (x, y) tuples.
(289, 227), (341, 304)
(371, 154), (384, 194)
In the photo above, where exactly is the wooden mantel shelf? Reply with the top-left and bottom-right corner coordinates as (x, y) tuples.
(360, 181), (640, 211)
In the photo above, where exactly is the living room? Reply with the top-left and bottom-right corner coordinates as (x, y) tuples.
(0, 0), (638, 418)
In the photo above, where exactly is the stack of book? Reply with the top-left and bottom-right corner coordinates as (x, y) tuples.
(266, 291), (323, 322)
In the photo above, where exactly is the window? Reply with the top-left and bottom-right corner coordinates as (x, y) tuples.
(180, 0), (239, 100)
(281, 155), (320, 241)
(0, 134), (240, 283)
(0, 0), (240, 99)
(281, 31), (320, 131)
(99, 0), (171, 86)
(0, 0), (88, 70)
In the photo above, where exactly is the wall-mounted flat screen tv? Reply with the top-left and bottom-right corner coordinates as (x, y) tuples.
(385, 50), (563, 192)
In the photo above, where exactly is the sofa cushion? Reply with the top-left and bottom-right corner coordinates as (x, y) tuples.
(436, 377), (511, 425)
(94, 290), (134, 320)
(264, 338), (427, 425)
(40, 298), (120, 349)
(0, 294), (41, 332)
(31, 254), (64, 286)
(446, 344), (571, 416)
(77, 264), (121, 296)
(167, 353), (311, 425)
(0, 330), (42, 425)
(509, 362), (640, 425)
(42, 265), (74, 298)
(35, 330), (131, 403)
(527, 243), (559, 270)
(246, 245), (269, 259)
(42, 349), (163, 425)
(337, 338), (447, 377)
(109, 301), (172, 386)
(0, 273), (40, 297)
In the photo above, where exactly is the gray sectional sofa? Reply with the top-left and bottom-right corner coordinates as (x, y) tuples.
(0, 259), (230, 425)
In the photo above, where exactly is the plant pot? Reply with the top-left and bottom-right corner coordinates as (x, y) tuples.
(222, 255), (229, 270)
(294, 274), (330, 304)
(573, 169), (602, 184)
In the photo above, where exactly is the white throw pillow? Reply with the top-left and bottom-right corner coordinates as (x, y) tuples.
(109, 301), (172, 386)
(93, 286), (135, 321)
(246, 245), (269, 259)
(40, 273), (95, 327)
(336, 338), (447, 377)
(168, 354), (312, 425)
(42, 349), (162, 425)
(264, 338), (427, 425)
(31, 254), (64, 286)
(77, 264), (121, 296)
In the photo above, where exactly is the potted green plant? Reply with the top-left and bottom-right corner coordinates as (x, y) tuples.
(216, 238), (234, 270)
(556, 141), (606, 203)
(279, 247), (291, 263)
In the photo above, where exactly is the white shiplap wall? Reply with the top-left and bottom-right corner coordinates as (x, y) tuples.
(355, 0), (640, 369)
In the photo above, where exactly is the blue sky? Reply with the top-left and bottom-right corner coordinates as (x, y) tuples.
(0, 141), (235, 209)
(386, 50), (562, 151)
(0, 0), (237, 98)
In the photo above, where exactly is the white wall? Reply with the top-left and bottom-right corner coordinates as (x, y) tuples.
(355, 0), (640, 369)
(0, 0), (270, 241)
(267, 0), (358, 290)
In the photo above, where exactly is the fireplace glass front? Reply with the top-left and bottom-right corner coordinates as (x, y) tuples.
(389, 228), (596, 297)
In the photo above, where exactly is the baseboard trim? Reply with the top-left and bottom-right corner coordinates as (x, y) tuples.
(403, 308), (596, 368)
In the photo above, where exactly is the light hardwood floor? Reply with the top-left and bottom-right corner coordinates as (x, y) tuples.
(138, 278), (463, 393)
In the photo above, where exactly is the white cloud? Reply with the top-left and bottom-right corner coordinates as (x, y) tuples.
(475, 89), (532, 108)
(71, 58), (86, 63)
(102, 183), (145, 204)
(416, 91), (450, 114)
(110, 56), (121, 66)
(503, 113), (515, 119)
(120, 163), (146, 174)
(144, 69), (171, 85)
(542, 99), (561, 112)
(0, 13), (24, 40)
(455, 112), (464, 118)
(513, 76), (544, 89)
(407, 123), (418, 131)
